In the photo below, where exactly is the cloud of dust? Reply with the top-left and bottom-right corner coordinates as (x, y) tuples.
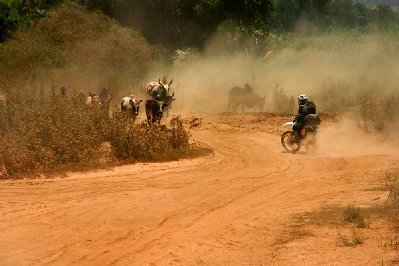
(316, 118), (399, 157)
(168, 33), (399, 114)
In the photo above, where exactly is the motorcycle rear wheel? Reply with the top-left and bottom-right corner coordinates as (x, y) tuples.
(281, 131), (300, 153)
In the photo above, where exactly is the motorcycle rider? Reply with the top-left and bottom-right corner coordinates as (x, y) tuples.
(293, 94), (316, 140)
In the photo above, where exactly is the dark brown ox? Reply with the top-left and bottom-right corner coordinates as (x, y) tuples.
(145, 99), (168, 124)
(227, 84), (265, 112)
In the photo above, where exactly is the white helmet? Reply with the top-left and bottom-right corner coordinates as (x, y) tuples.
(298, 94), (308, 104)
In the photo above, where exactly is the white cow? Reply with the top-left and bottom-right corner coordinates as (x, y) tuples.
(121, 95), (143, 122)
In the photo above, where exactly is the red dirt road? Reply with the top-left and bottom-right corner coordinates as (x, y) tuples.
(1, 114), (398, 265)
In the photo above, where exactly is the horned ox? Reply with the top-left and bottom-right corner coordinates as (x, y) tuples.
(164, 92), (175, 118)
(227, 84), (265, 112)
(145, 99), (168, 124)
(146, 78), (173, 100)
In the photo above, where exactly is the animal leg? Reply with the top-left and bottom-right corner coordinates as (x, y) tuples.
(232, 103), (237, 113)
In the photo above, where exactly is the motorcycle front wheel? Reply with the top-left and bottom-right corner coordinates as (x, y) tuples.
(281, 131), (300, 153)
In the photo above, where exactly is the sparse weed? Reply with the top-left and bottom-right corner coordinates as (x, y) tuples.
(337, 231), (364, 247)
(274, 225), (314, 245)
(343, 204), (366, 228)
(385, 171), (399, 245)
(293, 206), (343, 227)
(386, 171), (399, 210)
(337, 234), (352, 247)
(351, 231), (365, 245)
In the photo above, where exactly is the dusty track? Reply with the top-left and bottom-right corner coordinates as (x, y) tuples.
(1, 114), (398, 265)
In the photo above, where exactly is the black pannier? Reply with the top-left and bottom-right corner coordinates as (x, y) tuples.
(304, 114), (321, 126)
(306, 101), (316, 114)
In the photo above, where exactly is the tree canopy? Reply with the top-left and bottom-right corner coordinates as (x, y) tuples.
(1, 0), (399, 45)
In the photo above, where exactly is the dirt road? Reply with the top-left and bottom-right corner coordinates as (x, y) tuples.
(1, 114), (398, 265)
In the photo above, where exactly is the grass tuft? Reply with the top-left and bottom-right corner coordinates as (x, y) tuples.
(343, 204), (366, 228)
(337, 231), (364, 247)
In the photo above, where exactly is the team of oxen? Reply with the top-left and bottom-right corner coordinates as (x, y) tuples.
(82, 79), (265, 124)
(119, 78), (175, 124)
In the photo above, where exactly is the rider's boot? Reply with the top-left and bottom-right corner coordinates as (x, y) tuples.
(293, 130), (302, 143)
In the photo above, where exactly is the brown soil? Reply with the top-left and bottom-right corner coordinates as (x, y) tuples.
(1, 113), (398, 265)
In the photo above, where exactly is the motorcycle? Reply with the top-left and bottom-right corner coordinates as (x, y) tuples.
(281, 119), (319, 153)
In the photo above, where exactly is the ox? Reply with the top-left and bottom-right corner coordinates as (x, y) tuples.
(228, 84), (265, 112)
(121, 95), (143, 122)
(146, 78), (173, 100)
(164, 91), (175, 118)
(145, 99), (168, 124)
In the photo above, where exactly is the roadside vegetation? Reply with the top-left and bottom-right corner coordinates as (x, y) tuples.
(0, 92), (203, 178)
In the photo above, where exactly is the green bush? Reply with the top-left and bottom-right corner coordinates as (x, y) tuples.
(0, 0), (61, 41)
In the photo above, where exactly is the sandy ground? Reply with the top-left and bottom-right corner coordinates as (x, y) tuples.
(1, 113), (399, 265)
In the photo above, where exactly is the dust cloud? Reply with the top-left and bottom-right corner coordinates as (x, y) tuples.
(167, 33), (399, 114)
(316, 118), (399, 157)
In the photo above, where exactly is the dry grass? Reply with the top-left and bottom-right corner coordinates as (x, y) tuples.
(107, 113), (193, 162)
(343, 204), (366, 228)
(337, 231), (364, 247)
(274, 224), (315, 245)
(385, 170), (399, 256)
(293, 206), (344, 228)
(0, 93), (204, 179)
(287, 204), (389, 247)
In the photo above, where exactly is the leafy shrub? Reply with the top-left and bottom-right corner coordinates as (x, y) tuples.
(0, 0), (61, 41)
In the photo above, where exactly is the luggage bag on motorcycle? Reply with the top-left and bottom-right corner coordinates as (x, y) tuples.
(304, 114), (321, 126)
